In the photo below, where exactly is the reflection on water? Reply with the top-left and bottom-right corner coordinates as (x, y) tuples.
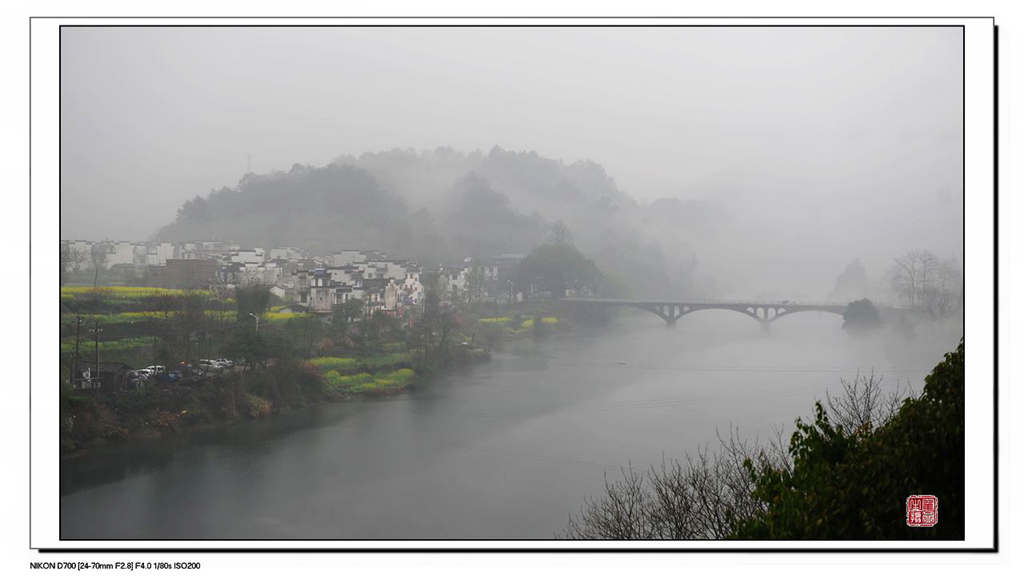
(60, 312), (961, 539)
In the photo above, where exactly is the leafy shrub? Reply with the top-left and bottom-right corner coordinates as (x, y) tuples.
(324, 368), (415, 393)
(308, 357), (359, 372)
(843, 298), (882, 332)
(323, 370), (372, 392)
(734, 339), (964, 540)
(243, 394), (273, 418)
(359, 352), (413, 369)
(479, 317), (512, 324)
(263, 311), (308, 321)
(562, 340), (965, 541)
(376, 368), (415, 388)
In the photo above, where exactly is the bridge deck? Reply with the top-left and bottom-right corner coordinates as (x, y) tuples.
(560, 298), (847, 310)
(559, 297), (875, 325)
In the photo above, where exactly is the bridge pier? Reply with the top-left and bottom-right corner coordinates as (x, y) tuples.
(655, 304), (683, 325)
(666, 305), (681, 326)
(665, 304), (682, 325)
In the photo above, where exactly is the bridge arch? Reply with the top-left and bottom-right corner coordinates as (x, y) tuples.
(561, 298), (850, 326)
(767, 306), (846, 323)
(680, 305), (770, 324)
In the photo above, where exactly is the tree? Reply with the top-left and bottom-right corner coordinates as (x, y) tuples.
(89, 242), (110, 287)
(445, 173), (549, 260)
(408, 285), (458, 372)
(177, 195), (209, 222)
(174, 292), (208, 365)
(224, 327), (269, 371)
(829, 259), (869, 302)
(824, 372), (909, 434)
(930, 259), (963, 316)
(562, 428), (789, 540)
(280, 311), (325, 358)
(842, 298), (882, 333)
(888, 250), (962, 316)
(888, 250), (933, 309)
(60, 244), (84, 286)
(562, 340), (964, 541)
(516, 242), (603, 299)
(330, 299), (364, 345)
(735, 340), (964, 540)
(549, 220), (573, 245)
(465, 261), (486, 305)
(235, 285), (272, 324)
(354, 311), (396, 355)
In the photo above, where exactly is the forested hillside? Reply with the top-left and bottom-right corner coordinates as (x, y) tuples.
(156, 147), (712, 297)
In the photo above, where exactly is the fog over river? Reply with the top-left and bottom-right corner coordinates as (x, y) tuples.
(60, 311), (961, 539)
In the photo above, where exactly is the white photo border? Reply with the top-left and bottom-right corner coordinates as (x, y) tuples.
(31, 15), (996, 551)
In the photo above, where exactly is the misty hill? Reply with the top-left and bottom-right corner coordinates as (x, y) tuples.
(158, 164), (409, 252)
(156, 147), (715, 297)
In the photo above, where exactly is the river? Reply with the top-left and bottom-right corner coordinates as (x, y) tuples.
(59, 311), (961, 539)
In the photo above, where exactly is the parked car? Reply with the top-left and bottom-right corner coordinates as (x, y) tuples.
(145, 365), (166, 375)
(214, 358), (234, 368)
(198, 359), (223, 372)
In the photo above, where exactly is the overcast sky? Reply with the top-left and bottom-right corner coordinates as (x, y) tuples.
(60, 25), (963, 281)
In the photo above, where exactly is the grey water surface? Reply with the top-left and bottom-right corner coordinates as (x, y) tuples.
(60, 312), (960, 539)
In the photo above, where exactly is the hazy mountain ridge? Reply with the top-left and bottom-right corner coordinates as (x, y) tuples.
(156, 147), (714, 296)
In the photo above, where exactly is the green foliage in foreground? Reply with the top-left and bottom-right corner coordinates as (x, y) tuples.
(735, 339), (965, 540)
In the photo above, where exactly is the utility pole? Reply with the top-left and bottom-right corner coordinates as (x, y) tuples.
(71, 315), (82, 388)
(90, 320), (102, 390)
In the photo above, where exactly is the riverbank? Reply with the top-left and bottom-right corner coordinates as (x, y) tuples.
(60, 346), (492, 456)
(58, 285), (572, 456)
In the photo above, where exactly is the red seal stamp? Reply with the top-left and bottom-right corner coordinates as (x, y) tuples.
(906, 495), (939, 527)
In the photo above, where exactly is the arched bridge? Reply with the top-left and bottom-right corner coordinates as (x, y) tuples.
(561, 297), (849, 325)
